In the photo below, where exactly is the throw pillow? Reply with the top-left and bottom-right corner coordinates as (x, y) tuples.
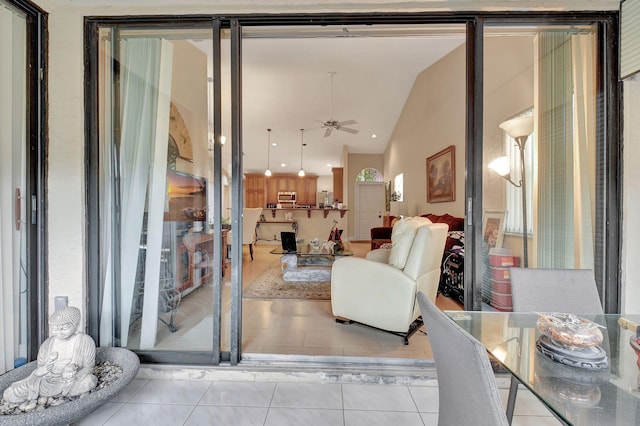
(388, 216), (432, 269)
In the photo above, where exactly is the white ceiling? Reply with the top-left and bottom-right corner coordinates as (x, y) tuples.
(211, 29), (465, 176)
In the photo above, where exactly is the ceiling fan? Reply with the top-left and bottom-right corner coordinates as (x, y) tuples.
(316, 72), (359, 138)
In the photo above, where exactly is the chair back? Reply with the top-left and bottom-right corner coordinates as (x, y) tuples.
(404, 223), (448, 310)
(417, 292), (508, 426)
(509, 268), (603, 314)
(242, 208), (263, 245)
(403, 223), (448, 279)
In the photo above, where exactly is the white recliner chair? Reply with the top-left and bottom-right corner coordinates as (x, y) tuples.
(331, 218), (448, 344)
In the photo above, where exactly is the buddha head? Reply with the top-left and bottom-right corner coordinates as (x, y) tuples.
(49, 306), (81, 340)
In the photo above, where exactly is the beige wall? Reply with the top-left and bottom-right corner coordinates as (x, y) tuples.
(383, 42), (466, 218)
(35, 1), (635, 322)
(171, 40), (208, 178)
(482, 34), (535, 259)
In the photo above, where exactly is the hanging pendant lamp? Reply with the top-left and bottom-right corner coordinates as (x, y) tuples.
(298, 128), (305, 177)
(265, 128), (272, 177)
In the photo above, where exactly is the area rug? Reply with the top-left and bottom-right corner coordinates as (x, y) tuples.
(243, 264), (331, 300)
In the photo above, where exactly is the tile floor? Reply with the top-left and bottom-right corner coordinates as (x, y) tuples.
(77, 242), (561, 425)
(74, 374), (561, 425)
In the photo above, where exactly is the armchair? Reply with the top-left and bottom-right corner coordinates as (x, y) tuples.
(331, 219), (448, 344)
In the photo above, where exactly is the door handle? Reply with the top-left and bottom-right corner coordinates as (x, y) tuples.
(15, 188), (21, 231)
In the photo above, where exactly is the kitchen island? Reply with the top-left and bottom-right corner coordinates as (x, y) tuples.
(255, 208), (348, 244)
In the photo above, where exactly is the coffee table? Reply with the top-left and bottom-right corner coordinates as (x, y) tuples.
(270, 244), (353, 282)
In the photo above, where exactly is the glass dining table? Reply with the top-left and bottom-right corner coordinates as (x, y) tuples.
(446, 311), (640, 425)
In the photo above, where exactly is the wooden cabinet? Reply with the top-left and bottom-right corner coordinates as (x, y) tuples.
(245, 174), (266, 208)
(296, 176), (317, 205)
(266, 177), (278, 205)
(332, 167), (344, 203)
(263, 174), (317, 207)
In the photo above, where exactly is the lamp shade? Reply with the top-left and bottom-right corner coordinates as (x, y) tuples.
(499, 116), (533, 139)
(390, 201), (408, 217)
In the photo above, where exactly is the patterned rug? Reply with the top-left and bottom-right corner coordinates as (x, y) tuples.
(243, 264), (331, 300)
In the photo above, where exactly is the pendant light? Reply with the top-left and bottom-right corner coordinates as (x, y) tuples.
(264, 128), (272, 177)
(298, 128), (306, 177)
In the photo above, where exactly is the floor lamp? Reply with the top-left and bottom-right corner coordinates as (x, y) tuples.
(488, 115), (534, 268)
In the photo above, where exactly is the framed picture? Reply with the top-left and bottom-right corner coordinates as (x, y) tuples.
(482, 210), (507, 249)
(426, 145), (455, 203)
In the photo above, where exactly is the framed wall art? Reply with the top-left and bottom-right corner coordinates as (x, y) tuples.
(426, 145), (455, 203)
(482, 210), (507, 249)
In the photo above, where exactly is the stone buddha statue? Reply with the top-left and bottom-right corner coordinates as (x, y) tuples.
(3, 301), (98, 404)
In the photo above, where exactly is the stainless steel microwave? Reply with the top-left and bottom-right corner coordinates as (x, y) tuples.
(277, 192), (296, 202)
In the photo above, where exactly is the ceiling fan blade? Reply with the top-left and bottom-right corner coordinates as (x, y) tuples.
(337, 120), (357, 126)
(338, 127), (359, 134)
(324, 127), (333, 137)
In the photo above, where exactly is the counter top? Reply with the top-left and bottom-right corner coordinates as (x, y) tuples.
(263, 207), (348, 218)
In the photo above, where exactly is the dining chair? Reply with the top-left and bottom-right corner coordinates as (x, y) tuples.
(417, 292), (509, 426)
(242, 207), (263, 260)
(506, 268), (604, 423)
(509, 268), (603, 314)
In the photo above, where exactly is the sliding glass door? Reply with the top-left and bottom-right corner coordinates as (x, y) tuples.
(0, 0), (45, 373)
(87, 13), (619, 365)
(480, 23), (612, 312)
(91, 22), (239, 363)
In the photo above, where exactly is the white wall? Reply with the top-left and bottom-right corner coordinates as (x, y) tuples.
(384, 42), (466, 218)
(34, 0), (634, 326)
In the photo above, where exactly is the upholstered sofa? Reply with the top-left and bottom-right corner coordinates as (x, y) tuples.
(370, 213), (464, 251)
(332, 218), (448, 344)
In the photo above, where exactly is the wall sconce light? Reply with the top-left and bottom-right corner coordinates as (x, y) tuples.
(488, 115), (534, 267)
(298, 128), (306, 177)
(265, 128), (272, 177)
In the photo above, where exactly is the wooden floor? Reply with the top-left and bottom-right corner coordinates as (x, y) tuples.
(145, 241), (463, 360)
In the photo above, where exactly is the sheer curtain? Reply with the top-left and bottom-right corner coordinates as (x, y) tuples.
(534, 31), (595, 269)
(0, 4), (26, 373)
(112, 38), (173, 347)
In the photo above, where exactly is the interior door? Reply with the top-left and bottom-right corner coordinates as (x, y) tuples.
(356, 182), (385, 240)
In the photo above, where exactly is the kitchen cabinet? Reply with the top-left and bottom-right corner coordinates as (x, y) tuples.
(262, 174), (317, 207)
(332, 167), (343, 203)
(245, 174), (266, 208)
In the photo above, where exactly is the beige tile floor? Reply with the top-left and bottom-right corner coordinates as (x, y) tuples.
(142, 241), (462, 358)
(74, 377), (560, 425)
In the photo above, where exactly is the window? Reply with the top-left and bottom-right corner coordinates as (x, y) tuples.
(393, 173), (404, 201)
(355, 168), (383, 182)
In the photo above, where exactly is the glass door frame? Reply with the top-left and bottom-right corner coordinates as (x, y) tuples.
(465, 14), (620, 313)
(2, 0), (47, 363)
(85, 11), (621, 366)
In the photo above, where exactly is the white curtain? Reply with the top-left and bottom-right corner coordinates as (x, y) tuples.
(0, 4), (27, 374)
(535, 31), (595, 269)
(570, 34), (596, 269)
(116, 38), (172, 347)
